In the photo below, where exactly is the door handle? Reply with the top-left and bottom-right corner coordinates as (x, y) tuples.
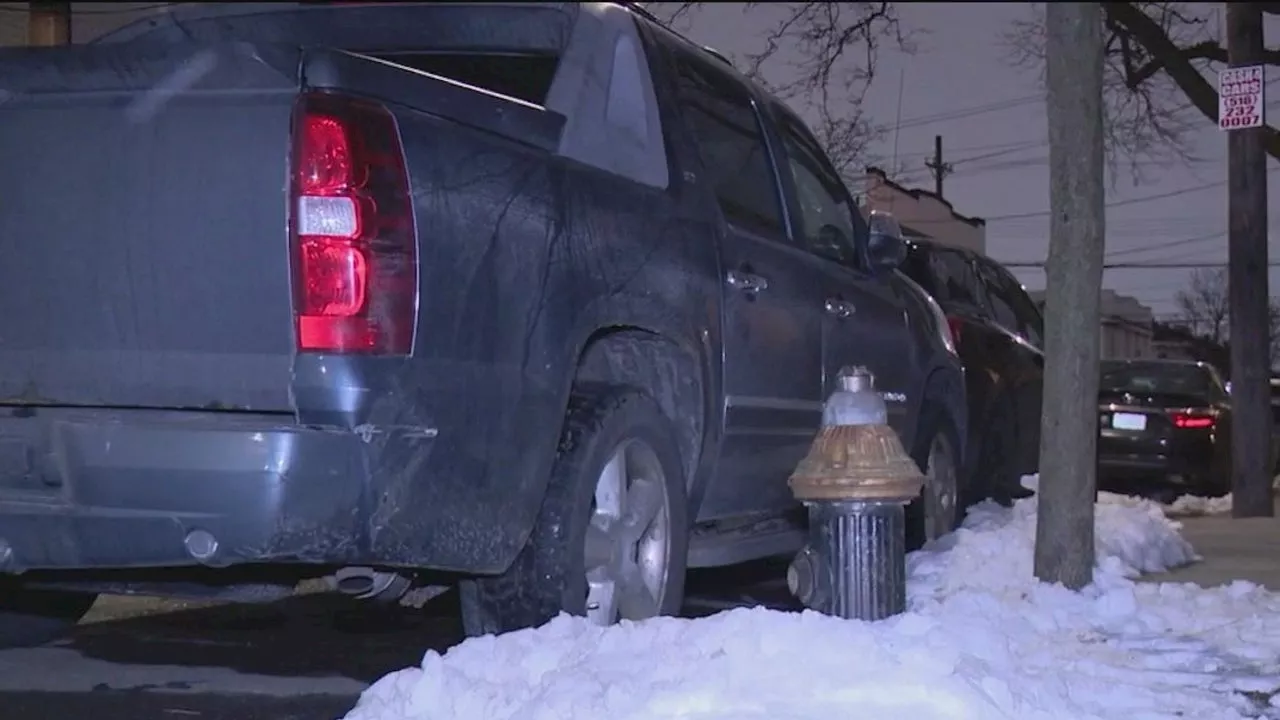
(824, 298), (856, 318)
(726, 269), (769, 294)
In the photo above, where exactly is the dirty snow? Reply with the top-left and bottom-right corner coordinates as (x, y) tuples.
(1165, 493), (1235, 517)
(345, 477), (1280, 720)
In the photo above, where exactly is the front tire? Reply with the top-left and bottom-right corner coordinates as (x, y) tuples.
(0, 582), (96, 648)
(460, 386), (689, 636)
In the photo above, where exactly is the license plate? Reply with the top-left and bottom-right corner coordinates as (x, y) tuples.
(1112, 412), (1147, 431)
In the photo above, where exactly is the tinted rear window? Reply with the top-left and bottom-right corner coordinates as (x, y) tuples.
(903, 246), (984, 309)
(373, 52), (559, 105)
(901, 247), (936, 294)
(1100, 362), (1212, 397)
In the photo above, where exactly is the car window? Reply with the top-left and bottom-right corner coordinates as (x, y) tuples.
(1006, 282), (1045, 348)
(773, 115), (860, 267)
(670, 50), (784, 237)
(925, 249), (985, 311)
(975, 260), (1019, 332)
(1205, 367), (1229, 402)
(978, 259), (1044, 348)
(900, 246), (935, 292)
(1100, 361), (1213, 398)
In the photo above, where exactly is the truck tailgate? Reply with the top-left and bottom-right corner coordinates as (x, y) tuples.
(0, 43), (300, 412)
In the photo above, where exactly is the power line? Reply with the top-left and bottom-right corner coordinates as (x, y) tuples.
(892, 138), (1045, 159)
(988, 177), (1258, 221)
(909, 167), (1280, 227)
(1104, 231), (1223, 258)
(889, 94), (1042, 132)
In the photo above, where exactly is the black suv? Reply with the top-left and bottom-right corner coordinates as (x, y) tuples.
(900, 240), (1045, 504)
(0, 2), (967, 647)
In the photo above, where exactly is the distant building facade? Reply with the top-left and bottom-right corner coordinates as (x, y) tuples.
(856, 167), (986, 255)
(1029, 289), (1155, 360)
(0, 3), (162, 46)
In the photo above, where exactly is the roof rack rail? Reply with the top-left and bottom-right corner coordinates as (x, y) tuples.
(700, 44), (734, 67)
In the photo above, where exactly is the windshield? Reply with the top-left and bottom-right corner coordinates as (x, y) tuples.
(1099, 361), (1212, 397)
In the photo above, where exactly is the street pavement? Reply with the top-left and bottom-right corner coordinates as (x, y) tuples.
(0, 562), (799, 720)
(1144, 495), (1280, 590)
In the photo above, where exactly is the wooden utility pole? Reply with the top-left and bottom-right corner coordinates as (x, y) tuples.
(26, 2), (70, 47)
(924, 135), (952, 199)
(1034, 2), (1106, 590)
(1225, 4), (1273, 518)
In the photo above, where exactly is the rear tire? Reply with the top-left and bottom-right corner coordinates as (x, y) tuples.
(460, 386), (688, 637)
(906, 403), (962, 550)
(971, 396), (1024, 507)
(0, 582), (96, 648)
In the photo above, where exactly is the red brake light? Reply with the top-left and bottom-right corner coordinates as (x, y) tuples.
(1170, 411), (1215, 429)
(291, 92), (416, 354)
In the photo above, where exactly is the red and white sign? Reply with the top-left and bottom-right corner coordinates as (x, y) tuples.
(1219, 65), (1265, 131)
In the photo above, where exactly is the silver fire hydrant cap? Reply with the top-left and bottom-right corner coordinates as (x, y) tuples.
(837, 366), (874, 393)
(824, 366), (886, 427)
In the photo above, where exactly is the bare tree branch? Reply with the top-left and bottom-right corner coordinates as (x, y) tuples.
(1175, 268), (1230, 343)
(1175, 267), (1280, 365)
(643, 2), (915, 180)
(1003, 2), (1280, 169)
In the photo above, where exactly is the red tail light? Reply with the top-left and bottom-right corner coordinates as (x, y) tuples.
(290, 92), (416, 354)
(1170, 411), (1215, 429)
(946, 316), (965, 348)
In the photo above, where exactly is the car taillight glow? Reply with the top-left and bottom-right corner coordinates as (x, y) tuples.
(291, 92), (416, 354)
(1170, 411), (1215, 429)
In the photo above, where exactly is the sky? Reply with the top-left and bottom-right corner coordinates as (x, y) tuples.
(1, 2), (1276, 321)
(667, 2), (1280, 322)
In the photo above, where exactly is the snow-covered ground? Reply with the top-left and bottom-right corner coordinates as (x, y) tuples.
(345, 479), (1280, 720)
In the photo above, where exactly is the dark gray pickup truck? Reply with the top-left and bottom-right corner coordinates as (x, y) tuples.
(0, 2), (966, 646)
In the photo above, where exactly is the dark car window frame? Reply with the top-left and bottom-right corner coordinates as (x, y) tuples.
(975, 256), (1044, 348)
(665, 45), (789, 241)
(974, 258), (1020, 332)
(922, 246), (988, 313)
(766, 106), (867, 269)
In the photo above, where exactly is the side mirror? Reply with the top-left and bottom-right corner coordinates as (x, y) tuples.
(868, 231), (906, 270)
(866, 210), (906, 271)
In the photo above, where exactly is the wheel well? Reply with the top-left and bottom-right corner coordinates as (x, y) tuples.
(572, 327), (704, 488)
(919, 367), (967, 470)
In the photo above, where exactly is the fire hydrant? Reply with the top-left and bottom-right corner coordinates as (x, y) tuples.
(786, 366), (926, 621)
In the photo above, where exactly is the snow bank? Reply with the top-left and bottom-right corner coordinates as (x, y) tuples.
(1165, 493), (1234, 517)
(345, 479), (1280, 720)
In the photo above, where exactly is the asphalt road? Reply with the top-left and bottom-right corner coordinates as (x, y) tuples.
(0, 561), (798, 720)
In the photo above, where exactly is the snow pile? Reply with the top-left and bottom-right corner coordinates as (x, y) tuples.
(344, 480), (1280, 720)
(1165, 493), (1234, 517)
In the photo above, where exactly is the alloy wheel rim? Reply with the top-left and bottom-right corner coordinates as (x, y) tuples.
(583, 439), (671, 626)
(925, 434), (958, 542)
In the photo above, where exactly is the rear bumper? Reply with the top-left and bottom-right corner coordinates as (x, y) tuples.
(0, 409), (375, 574)
(1097, 430), (1218, 485)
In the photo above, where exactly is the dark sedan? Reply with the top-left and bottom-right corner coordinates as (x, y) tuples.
(1096, 359), (1231, 497)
